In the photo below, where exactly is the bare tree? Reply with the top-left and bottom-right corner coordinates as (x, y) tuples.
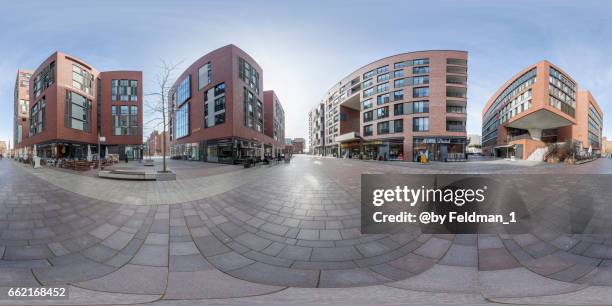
(145, 59), (182, 173)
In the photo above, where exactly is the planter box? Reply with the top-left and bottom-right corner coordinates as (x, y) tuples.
(98, 170), (156, 181)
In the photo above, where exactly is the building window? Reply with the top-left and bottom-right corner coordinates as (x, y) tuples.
(377, 65), (389, 74)
(393, 90), (404, 101)
(362, 98), (372, 110)
(412, 100), (429, 113)
(363, 110), (373, 122)
(377, 73), (390, 83)
(395, 78), (408, 88)
(413, 58), (429, 65)
(376, 93), (389, 105)
(412, 66), (429, 74)
(377, 82), (389, 93)
(377, 121), (390, 135)
(363, 87), (375, 98)
(394, 103), (404, 116)
(176, 75), (191, 105)
(413, 117), (429, 132)
(256, 99), (263, 132)
(364, 124), (373, 136)
(72, 64), (93, 95)
(394, 119), (403, 133)
(363, 70), (374, 80)
(376, 106), (389, 119)
(243, 87), (263, 132)
(413, 87), (429, 98)
(204, 82), (226, 128)
(394, 61), (408, 69)
(274, 100), (285, 141)
(175, 103), (189, 138)
(214, 96), (225, 112)
(112, 79), (138, 101)
(33, 61), (55, 98)
(412, 76), (429, 85)
(394, 59), (429, 69)
(548, 67), (576, 118)
(362, 78), (374, 89)
(393, 70), (405, 78)
(198, 62), (212, 90)
(111, 105), (138, 135)
(29, 97), (45, 136)
(214, 82), (225, 96)
(239, 57), (260, 94)
(215, 113), (225, 125)
(65, 91), (91, 132)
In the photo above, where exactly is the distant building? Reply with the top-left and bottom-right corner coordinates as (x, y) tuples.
(292, 138), (305, 154)
(603, 137), (612, 157)
(284, 138), (293, 154)
(13, 70), (32, 154)
(0, 141), (7, 156)
(466, 134), (482, 154)
(146, 130), (169, 156)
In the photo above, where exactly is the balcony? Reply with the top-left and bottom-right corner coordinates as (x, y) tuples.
(446, 105), (466, 114)
(447, 65), (467, 74)
(446, 74), (467, 85)
(446, 120), (466, 132)
(446, 86), (467, 98)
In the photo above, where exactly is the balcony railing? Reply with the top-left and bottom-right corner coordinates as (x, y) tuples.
(446, 106), (466, 113)
(446, 125), (466, 132)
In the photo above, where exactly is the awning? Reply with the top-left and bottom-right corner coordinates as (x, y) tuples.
(336, 132), (361, 143)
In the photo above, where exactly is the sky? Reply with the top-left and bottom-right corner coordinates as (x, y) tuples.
(1, 0), (611, 149)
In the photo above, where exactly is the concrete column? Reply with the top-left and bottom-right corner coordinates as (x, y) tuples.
(528, 128), (542, 141)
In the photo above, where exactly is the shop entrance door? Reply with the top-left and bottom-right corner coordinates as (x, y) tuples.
(440, 144), (448, 162)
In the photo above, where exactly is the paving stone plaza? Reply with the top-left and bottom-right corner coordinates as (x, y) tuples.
(1, 156), (612, 305)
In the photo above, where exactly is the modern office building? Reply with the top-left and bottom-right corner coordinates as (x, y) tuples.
(16, 51), (143, 160)
(481, 60), (603, 160)
(168, 44), (285, 163)
(309, 50), (468, 161)
(13, 70), (32, 155)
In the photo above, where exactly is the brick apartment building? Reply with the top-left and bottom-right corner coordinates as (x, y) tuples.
(309, 50), (468, 161)
(168, 44), (285, 163)
(13, 70), (32, 154)
(15, 52), (143, 160)
(482, 61), (603, 160)
(146, 130), (169, 157)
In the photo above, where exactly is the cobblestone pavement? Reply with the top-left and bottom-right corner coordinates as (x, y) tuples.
(1, 156), (612, 305)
